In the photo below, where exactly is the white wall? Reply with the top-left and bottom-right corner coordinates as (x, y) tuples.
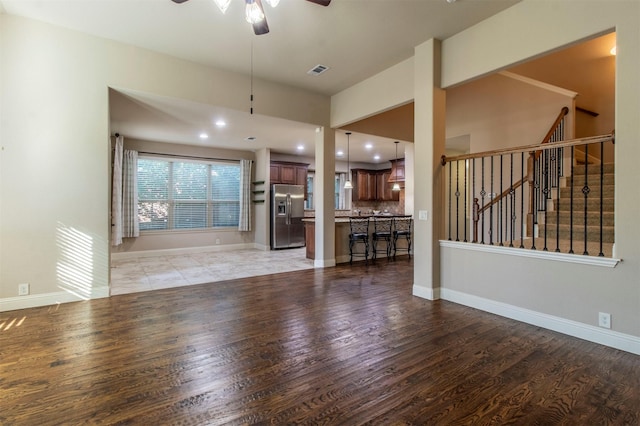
(0, 14), (330, 309)
(438, 0), (640, 349)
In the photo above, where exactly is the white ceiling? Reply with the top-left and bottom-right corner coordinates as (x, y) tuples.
(1, 0), (521, 163)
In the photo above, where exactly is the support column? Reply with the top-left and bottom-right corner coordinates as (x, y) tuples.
(314, 127), (336, 267)
(413, 39), (446, 300)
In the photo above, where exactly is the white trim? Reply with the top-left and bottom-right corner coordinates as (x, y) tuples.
(439, 288), (640, 356)
(314, 258), (337, 268)
(111, 243), (255, 261)
(413, 285), (440, 300)
(440, 240), (620, 268)
(498, 71), (579, 99)
(253, 243), (270, 251)
(0, 287), (109, 313)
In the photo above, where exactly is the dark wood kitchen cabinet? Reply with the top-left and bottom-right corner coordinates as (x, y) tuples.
(271, 161), (309, 197)
(351, 168), (399, 202)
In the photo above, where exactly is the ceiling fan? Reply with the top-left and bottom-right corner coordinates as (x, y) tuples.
(171, 0), (331, 36)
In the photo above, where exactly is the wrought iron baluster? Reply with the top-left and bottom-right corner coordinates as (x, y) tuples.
(448, 160), (452, 241)
(481, 158), (485, 244)
(489, 156), (494, 245)
(499, 155), (503, 246)
(583, 144), (590, 255)
(569, 147), (575, 254)
(520, 152), (525, 248)
(455, 160), (460, 242)
(599, 142), (604, 257)
(531, 151), (537, 250)
(543, 149), (549, 251)
(509, 153), (514, 247)
(555, 144), (561, 253)
(464, 160), (468, 242)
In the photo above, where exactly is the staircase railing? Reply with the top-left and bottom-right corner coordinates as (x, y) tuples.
(441, 133), (615, 256)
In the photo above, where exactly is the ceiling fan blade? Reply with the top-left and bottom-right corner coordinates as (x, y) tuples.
(306, 0), (331, 5)
(171, 0), (190, 3)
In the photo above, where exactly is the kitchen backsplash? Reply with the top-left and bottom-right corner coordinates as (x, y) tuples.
(304, 191), (405, 217)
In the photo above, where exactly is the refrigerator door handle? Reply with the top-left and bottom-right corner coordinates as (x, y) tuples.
(286, 193), (291, 225)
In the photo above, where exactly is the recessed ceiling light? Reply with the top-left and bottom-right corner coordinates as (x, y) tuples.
(610, 46), (617, 55)
(373, 154), (381, 161)
(297, 145), (304, 151)
(365, 143), (373, 150)
(199, 133), (209, 139)
(215, 120), (226, 127)
(336, 150), (344, 157)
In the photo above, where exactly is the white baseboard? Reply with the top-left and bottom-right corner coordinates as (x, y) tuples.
(253, 243), (270, 251)
(111, 243), (255, 260)
(0, 287), (109, 313)
(314, 258), (337, 268)
(438, 288), (640, 356)
(412, 285), (440, 300)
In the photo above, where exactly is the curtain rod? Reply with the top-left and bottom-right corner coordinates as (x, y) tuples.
(138, 151), (253, 163)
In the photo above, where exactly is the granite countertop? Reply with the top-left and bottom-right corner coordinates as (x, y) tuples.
(302, 214), (411, 223)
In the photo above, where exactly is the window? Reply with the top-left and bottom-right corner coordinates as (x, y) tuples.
(137, 157), (240, 231)
(305, 173), (314, 210)
(304, 171), (350, 210)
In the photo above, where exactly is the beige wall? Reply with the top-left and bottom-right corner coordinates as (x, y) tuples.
(0, 14), (330, 308)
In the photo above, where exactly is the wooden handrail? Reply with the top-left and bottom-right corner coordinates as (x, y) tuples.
(540, 106), (569, 147)
(441, 134), (614, 165)
(477, 176), (526, 215)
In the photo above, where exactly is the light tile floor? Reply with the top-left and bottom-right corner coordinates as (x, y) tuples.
(110, 247), (314, 296)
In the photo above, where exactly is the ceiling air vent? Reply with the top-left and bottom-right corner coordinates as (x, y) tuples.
(307, 64), (330, 76)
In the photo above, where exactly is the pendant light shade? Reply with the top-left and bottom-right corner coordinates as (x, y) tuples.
(344, 132), (353, 189)
(245, 0), (265, 24)
(392, 141), (401, 191)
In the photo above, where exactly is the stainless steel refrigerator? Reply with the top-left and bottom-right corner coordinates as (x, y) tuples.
(271, 184), (306, 249)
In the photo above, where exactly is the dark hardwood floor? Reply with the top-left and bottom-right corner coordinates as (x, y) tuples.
(1, 257), (639, 425)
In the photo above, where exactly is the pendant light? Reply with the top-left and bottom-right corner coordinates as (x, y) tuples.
(245, 0), (265, 24)
(392, 141), (401, 191)
(344, 132), (353, 189)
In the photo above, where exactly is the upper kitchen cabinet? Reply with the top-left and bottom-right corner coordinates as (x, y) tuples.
(270, 161), (308, 185)
(271, 161), (309, 197)
(351, 168), (399, 202)
(388, 159), (405, 183)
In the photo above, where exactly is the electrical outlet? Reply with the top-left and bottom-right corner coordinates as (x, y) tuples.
(598, 312), (611, 329)
(418, 210), (428, 221)
(215, 238), (221, 245)
(18, 283), (30, 296)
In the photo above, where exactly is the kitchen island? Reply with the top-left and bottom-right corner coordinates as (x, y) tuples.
(302, 215), (412, 263)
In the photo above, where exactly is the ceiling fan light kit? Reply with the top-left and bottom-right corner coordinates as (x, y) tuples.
(171, 0), (331, 35)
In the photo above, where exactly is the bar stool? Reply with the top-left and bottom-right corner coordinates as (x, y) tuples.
(349, 217), (370, 265)
(372, 216), (393, 261)
(392, 216), (412, 258)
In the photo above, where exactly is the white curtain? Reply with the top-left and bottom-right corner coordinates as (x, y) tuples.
(111, 135), (124, 246)
(112, 135), (139, 246)
(338, 173), (347, 210)
(238, 159), (252, 231)
(122, 149), (139, 238)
